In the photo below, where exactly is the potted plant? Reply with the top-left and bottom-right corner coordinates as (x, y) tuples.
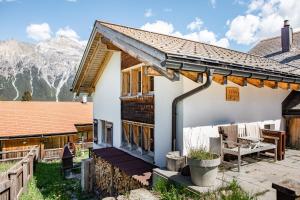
(187, 147), (221, 186)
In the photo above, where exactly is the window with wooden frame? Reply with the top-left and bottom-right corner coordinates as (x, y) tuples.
(122, 66), (154, 97)
(122, 71), (130, 96)
(121, 121), (154, 158)
(100, 120), (113, 146)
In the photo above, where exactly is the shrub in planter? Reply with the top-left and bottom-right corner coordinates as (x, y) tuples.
(187, 148), (221, 187)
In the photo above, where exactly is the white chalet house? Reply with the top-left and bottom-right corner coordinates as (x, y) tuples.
(72, 20), (300, 167)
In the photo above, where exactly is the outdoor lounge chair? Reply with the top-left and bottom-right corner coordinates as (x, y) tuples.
(219, 124), (278, 172)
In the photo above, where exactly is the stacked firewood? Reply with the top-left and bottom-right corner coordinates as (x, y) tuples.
(94, 155), (113, 196)
(113, 167), (143, 194)
(93, 154), (146, 196)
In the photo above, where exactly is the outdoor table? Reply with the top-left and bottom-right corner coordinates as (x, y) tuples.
(272, 179), (300, 200)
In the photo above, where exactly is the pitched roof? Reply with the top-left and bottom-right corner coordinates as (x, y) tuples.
(249, 31), (300, 68)
(99, 21), (300, 75)
(0, 101), (93, 138)
(72, 21), (300, 94)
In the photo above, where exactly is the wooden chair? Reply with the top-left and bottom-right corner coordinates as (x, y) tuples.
(219, 125), (278, 172)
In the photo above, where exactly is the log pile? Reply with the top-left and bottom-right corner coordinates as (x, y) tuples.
(94, 155), (113, 196)
(113, 167), (143, 195)
(93, 153), (146, 196)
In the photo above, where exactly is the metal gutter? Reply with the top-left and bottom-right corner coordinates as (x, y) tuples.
(0, 131), (78, 140)
(163, 55), (300, 83)
(171, 69), (214, 151)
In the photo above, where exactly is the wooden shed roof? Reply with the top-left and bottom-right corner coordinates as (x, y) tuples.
(72, 21), (300, 94)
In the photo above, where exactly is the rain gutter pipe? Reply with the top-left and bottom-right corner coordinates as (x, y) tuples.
(171, 69), (214, 151)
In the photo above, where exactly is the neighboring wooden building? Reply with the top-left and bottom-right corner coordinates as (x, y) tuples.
(250, 20), (300, 148)
(72, 20), (300, 167)
(0, 101), (93, 159)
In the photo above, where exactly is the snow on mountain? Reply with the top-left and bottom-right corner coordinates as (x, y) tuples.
(0, 37), (85, 101)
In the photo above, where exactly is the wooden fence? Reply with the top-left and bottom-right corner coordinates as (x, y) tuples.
(0, 146), (39, 200)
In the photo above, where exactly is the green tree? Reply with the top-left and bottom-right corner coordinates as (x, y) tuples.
(21, 91), (32, 101)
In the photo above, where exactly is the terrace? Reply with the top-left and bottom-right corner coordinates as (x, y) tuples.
(154, 149), (300, 199)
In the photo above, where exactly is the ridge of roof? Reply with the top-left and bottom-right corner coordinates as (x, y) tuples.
(258, 30), (300, 43)
(97, 21), (298, 67)
(97, 20), (267, 59)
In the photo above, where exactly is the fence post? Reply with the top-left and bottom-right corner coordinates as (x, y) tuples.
(8, 169), (17, 200)
(28, 153), (34, 178)
(22, 158), (29, 193)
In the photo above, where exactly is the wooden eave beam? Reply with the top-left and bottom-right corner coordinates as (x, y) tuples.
(247, 78), (263, 88)
(264, 80), (278, 89)
(228, 76), (247, 87)
(90, 51), (114, 90)
(278, 82), (290, 90)
(290, 83), (300, 91)
(146, 66), (162, 76)
(180, 70), (199, 82)
(213, 74), (227, 85)
(76, 40), (102, 93)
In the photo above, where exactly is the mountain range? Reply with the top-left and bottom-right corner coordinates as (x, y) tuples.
(0, 37), (85, 101)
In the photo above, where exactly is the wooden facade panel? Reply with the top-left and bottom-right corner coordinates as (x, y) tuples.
(288, 118), (300, 148)
(131, 69), (138, 96)
(122, 72), (130, 96)
(142, 66), (149, 94)
(121, 96), (154, 124)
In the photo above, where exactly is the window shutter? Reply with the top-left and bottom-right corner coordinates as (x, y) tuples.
(131, 69), (138, 95)
(142, 67), (149, 94)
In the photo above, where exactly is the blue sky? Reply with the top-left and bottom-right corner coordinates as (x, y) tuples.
(1, 0), (300, 52)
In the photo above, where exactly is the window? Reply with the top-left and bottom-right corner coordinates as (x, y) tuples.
(138, 69), (142, 93)
(100, 120), (113, 146)
(122, 66), (154, 96)
(93, 119), (98, 143)
(149, 76), (154, 92)
(121, 121), (154, 158)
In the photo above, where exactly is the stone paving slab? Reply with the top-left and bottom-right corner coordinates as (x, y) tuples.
(154, 149), (300, 200)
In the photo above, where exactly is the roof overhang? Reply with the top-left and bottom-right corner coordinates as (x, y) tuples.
(72, 21), (300, 95)
(71, 21), (179, 95)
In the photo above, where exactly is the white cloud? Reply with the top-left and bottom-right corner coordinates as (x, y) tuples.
(227, 0), (300, 45)
(185, 30), (229, 48)
(141, 20), (230, 48)
(66, 0), (77, 2)
(56, 26), (80, 41)
(210, 0), (216, 8)
(187, 17), (203, 31)
(141, 20), (174, 35)
(144, 9), (153, 18)
(247, 0), (264, 13)
(226, 15), (260, 45)
(26, 23), (85, 45)
(26, 23), (52, 41)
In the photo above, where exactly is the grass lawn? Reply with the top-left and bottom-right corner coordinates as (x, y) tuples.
(154, 178), (258, 200)
(0, 161), (17, 172)
(21, 155), (96, 200)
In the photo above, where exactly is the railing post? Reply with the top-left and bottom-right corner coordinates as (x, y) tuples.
(22, 158), (29, 193)
(28, 153), (34, 178)
(8, 169), (17, 200)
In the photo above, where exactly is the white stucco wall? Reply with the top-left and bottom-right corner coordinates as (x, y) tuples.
(155, 74), (290, 166)
(154, 76), (184, 167)
(93, 51), (122, 148)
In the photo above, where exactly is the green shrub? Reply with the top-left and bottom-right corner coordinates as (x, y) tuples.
(153, 178), (256, 200)
(188, 148), (218, 160)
